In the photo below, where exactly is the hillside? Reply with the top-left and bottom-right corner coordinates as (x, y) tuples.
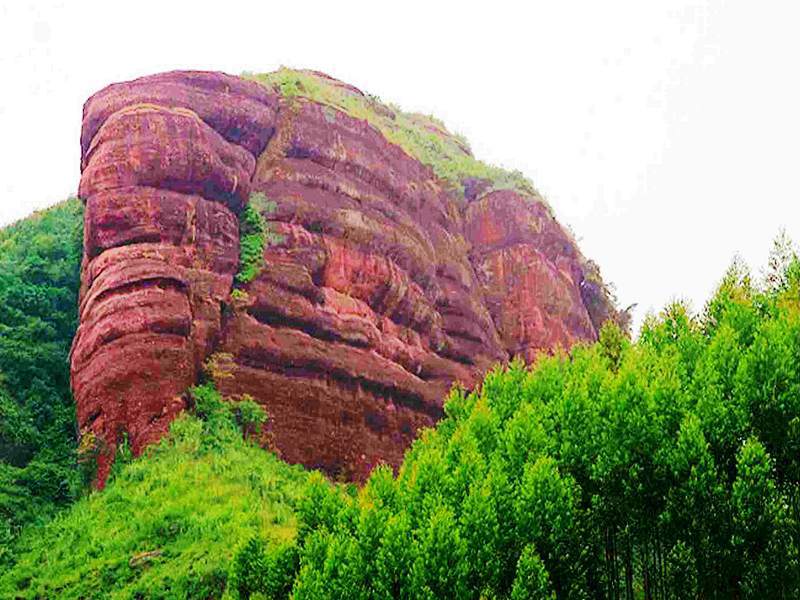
(2, 67), (799, 599)
(72, 68), (617, 486)
(279, 261), (800, 599)
(1, 384), (312, 599)
(2, 238), (800, 598)
(0, 199), (83, 545)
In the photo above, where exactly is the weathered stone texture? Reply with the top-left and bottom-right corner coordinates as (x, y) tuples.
(73, 70), (613, 484)
(73, 71), (277, 484)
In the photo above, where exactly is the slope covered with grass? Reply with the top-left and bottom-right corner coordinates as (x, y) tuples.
(0, 385), (314, 599)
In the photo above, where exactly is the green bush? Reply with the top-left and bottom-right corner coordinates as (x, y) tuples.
(232, 395), (268, 440)
(230, 537), (299, 599)
(236, 202), (267, 284)
(236, 192), (281, 285)
(510, 545), (554, 600)
(230, 537), (269, 598)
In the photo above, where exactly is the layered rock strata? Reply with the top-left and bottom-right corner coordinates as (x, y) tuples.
(72, 72), (278, 483)
(72, 70), (612, 484)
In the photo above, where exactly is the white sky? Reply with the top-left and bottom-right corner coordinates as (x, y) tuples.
(1, 1), (799, 333)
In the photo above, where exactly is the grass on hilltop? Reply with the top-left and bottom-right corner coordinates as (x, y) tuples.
(245, 68), (541, 203)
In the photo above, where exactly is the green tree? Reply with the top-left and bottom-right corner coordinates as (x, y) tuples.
(411, 505), (468, 599)
(510, 544), (555, 600)
(732, 438), (782, 596)
(514, 456), (582, 597)
(373, 512), (416, 600)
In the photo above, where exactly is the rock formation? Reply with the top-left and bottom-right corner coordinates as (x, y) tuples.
(72, 69), (615, 484)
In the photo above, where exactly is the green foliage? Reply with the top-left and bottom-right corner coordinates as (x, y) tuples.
(229, 537), (299, 600)
(245, 68), (542, 203)
(189, 383), (269, 453)
(107, 432), (133, 484)
(411, 505), (468, 598)
(0, 404), (311, 598)
(233, 395), (269, 439)
(235, 192), (282, 286)
(231, 537), (269, 598)
(730, 437), (792, 596)
(190, 381), (236, 441)
(236, 197), (268, 284)
(281, 245), (800, 599)
(598, 320), (628, 372)
(763, 228), (797, 293)
(0, 199), (83, 544)
(510, 545), (555, 600)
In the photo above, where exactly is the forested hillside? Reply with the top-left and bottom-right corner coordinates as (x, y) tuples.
(2, 200), (800, 598)
(276, 249), (800, 599)
(0, 199), (83, 551)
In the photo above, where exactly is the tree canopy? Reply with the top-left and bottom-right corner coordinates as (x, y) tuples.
(247, 248), (800, 599)
(0, 199), (83, 553)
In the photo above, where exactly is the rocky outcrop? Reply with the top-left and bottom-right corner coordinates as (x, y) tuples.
(464, 190), (599, 362)
(72, 69), (614, 484)
(72, 72), (279, 484)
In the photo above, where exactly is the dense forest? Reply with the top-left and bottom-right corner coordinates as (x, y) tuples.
(2, 201), (800, 599)
(0, 199), (84, 553)
(277, 253), (800, 599)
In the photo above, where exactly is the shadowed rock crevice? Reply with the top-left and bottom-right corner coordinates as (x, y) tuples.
(71, 69), (616, 485)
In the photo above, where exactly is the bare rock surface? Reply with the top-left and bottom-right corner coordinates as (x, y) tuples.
(72, 69), (615, 484)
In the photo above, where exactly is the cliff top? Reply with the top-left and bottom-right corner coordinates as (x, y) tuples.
(244, 67), (541, 203)
(244, 67), (613, 298)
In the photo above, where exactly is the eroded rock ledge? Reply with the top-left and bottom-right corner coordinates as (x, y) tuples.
(72, 70), (614, 484)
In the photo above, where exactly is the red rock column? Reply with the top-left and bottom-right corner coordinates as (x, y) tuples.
(71, 72), (277, 484)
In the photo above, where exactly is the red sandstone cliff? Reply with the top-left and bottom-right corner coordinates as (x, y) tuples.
(71, 70), (615, 484)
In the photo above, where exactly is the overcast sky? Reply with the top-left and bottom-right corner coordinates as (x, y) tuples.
(2, 1), (799, 333)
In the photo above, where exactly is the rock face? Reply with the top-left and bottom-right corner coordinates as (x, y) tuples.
(72, 70), (614, 484)
(72, 72), (278, 483)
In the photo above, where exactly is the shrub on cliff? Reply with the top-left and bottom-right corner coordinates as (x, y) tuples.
(235, 192), (282, 285)
(236, 200), (268, 284)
